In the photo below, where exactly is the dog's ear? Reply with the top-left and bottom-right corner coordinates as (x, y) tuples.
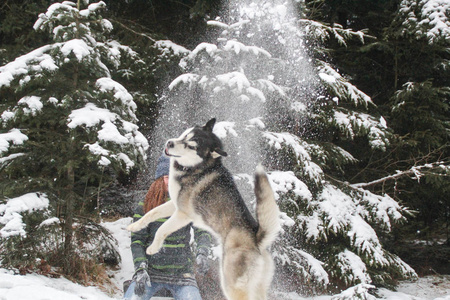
(203, 118), (216, 132)
(212, 148), (228, 158)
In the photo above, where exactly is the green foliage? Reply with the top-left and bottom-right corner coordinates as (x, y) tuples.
(307, 0), (450, 254)
(157, 2), (419, 294)
(391, 80), (450, 150)
(0, 1), (146, 277)
(0, 0), (53, 63)
(390, 0), (450, 45)
(1, 0), (449, 295)
(0, 211), (121, 284)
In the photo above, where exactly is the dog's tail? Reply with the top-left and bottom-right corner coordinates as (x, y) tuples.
(254, 164), (281, 251)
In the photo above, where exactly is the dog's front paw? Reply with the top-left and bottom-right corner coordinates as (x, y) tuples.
(127, 221), (145, 232)
(146, 243), (161, 255)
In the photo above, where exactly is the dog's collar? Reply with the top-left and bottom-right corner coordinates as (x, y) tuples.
(174, 161), (195, 173)
(173, 159), (221, 175)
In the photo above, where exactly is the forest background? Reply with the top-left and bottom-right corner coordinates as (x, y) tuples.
(0, 0), (449, 298)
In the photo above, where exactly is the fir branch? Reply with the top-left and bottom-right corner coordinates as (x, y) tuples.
(110, 19), (156, 43)
(351, 161), (449, 188)
(299, 19), (376, 46)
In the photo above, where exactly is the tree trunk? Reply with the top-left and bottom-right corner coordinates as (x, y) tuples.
(63, 161), (75, 272)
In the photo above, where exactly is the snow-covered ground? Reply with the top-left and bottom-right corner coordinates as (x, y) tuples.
(0, 217), (449, 300)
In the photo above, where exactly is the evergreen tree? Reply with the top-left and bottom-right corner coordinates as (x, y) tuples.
(385, 0), (450, 267)
(147, 0), (418, 297)
(302, 0), (450, 273)
(0, 0), (148, 281)
(387, 0), (449, 151)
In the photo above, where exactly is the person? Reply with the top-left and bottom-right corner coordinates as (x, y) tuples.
(124, 153), (212, 300)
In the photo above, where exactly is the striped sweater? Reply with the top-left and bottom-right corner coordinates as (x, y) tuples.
(130, 199), (212, 287)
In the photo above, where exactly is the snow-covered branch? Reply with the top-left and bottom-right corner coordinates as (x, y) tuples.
(299, 19), (376, 46)
(351, 161), (449, 188)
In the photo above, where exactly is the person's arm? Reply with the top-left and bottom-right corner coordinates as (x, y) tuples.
(194, 227), (213, 274)
(130, 200), (150, 271)
(130, 200), (151, 295)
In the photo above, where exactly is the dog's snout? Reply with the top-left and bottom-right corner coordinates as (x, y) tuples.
(167, 140), (174, 148)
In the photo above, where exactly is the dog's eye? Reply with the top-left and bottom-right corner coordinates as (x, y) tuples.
(187, 145), (197, 150)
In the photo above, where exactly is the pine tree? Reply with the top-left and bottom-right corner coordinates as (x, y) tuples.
(384, 0), (450, 262)
(299, 0), (450, 277)
(388, 0), (450, 151)
(0, 0), (148, 280)
(147, 0), (418, 297)
(297, 0), (450, 290)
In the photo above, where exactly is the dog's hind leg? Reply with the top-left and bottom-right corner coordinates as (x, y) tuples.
(225, 288), (249, 300)
(127, 200), (176, 232)
(146, 210), (191, 255)
(252, 250), (274, 300)
(221, 251), (253, 300)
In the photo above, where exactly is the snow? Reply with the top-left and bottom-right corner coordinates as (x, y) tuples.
(207, 20), (231, 29)
(332, 283), (376, 300)
(319, 72), (336, 83)
(101, 218), (134, 292)
(246, 86), (266, 102)
(256, 79), (286, 96)
(359, 190), (405, 230)
(33, 2), (77, 31)
(67, 103), (148, 169)
(168, 73), (200, 90)
(18, 96), (43, 116)
(1, 110), (15, 122)
(67, 103), (117, 128)
(0, 269), (114, 300)
(80, 1), (106, 18)
(96, 78), (136, 113)
(336, 250), (371, 285)
(248, 117), (266, 129)
(0, 193), (49, 238)
(317, 184), (354, 233)
(216, 71), (251, 92)
(291, 101), (307, 112)
(61, 39), (92, 61)
(182, 42), (218, 67)
(98, 122), (130, 144)
(318, 63), (374, 108)
(155, 40), (190, 56)
(0, 217), (449, 299)
(0, 44), (56, 88)
(268, 171), (312, 201)
(333, 110), (390, 151)
(223, 40), (271, 57)
(39, 217), (60, 227)
(0, 129), (28, 155)
(274, 245), (329, 287)
(348, 215), (387, 265)
(213, 121), (238, 139)
(263, 131), (323, 182)
(399, 0), (450, 44)
(67, 102), (141, 148)
(0, 153), (25, 165)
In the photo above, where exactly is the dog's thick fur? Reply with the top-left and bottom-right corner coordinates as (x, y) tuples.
(127, 118), (280, 300)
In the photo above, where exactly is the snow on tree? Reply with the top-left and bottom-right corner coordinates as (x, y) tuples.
(394, 0), (450, 45)
(384, 0), (450, 195)
(0, 1), (147, 279)
(147, 0), (418, 296)
(387, 0), (450, 152)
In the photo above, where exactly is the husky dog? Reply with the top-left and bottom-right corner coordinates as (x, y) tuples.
(127, 118), (280, 300)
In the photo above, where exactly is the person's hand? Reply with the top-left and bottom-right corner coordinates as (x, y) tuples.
(196, 253), (209, 275)
(133, 262), (151, 296)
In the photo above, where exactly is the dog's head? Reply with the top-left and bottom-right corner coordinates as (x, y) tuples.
(165, 118), (228, 167)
